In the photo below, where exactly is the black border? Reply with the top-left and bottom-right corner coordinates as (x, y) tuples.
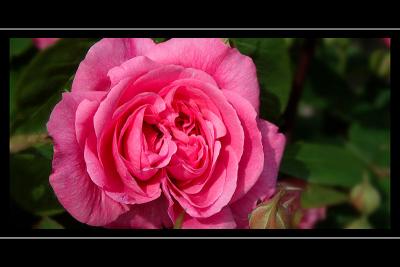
(2, 29), (398, 238)
(3, 29), (397, 38)
(2, 3), (400, 29)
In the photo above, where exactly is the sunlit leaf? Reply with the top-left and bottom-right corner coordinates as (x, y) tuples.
(280, 142), (365, 188)
(301, 184), (348, 208)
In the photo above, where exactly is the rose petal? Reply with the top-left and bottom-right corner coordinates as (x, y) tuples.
(223, 90), (264, 203)
(106, 195), (172, 229)
(231, 119), (286, 228)
(145, 38), (230, 75)
(168, 147), (239, 218)
(168, 78), (244, 161)
(72, 38), (156, 92)
(181, 207), (237, 229)
(47, 92), (128, 226)
(119, 64), (218, 104)
(145, 38), (260, 111)
(214, 47), (260, 112)
(74, 93), (106, 147)
(107, 56), (162, 88)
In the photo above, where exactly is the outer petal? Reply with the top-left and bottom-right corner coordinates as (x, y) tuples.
(181, 207), (237, 229)
(72, 38), (156, 92)
(144, 38), (230, 75)
(106, 195), (173, 229)
(47, 92), (129, 226)
(76, 96), (126, 191)
(214, 47), (260, 112)
(223, 90), (264, 203)
(144, 38), (260, 111)
(230, 119), (286, 228)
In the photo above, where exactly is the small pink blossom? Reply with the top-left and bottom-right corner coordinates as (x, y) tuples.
(297, 207), (326, 229)
(383, 38), (390, 48)
(32, 38), (60, 50)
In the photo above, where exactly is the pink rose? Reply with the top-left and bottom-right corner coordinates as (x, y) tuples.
(32, 38), (60, 50)
(47, 38), (286, 229)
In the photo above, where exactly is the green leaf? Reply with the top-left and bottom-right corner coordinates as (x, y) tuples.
(346, 124), (390, 173)
(152, 38), (166, 43)
(10, 148), (64, 216)
(304, 58), (358, 123)
(10, 70), (18, 125)
(280, 142), (364, 188)
(301, 184), (349, 208)
(10, 38), (32, 59)
(373, 89), (390, 109)
(34, 217), (64, 229)
(34, 143), (54, 160)
(377, 178), (390, 198)
(12, 38), (96, 135)
(305, 45), (390, 128)
(233, 38), (292, 122)
(13, 93), (62, 135)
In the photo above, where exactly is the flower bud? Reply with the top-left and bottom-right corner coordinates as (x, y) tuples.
(350, 176), (381, 215)
(249, 183), (302, 229)
(249, 191), (291, 229)
(345, 216), (373, 229)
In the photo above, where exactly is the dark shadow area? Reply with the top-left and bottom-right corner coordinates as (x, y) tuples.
(279, 143), (311, 182)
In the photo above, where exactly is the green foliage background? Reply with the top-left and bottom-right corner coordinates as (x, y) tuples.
(9, 38), (390, 229)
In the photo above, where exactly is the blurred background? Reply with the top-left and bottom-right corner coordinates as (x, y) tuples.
(9, 38), (390, 229)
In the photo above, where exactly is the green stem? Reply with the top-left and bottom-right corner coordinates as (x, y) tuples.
(282, 38), (318, 142)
